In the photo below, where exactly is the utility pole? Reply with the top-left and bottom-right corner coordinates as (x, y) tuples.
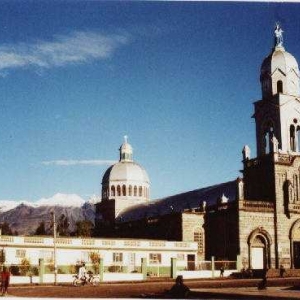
(51, 212), (58, 285)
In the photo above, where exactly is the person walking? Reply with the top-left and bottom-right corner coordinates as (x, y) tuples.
(279, 265), (286, 278)
(220, 265), (225, 277)
(1, 267), (10, 296)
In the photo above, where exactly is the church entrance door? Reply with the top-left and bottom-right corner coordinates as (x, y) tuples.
(290, 219), (300, 268)
(251, 247), (264, 269)
(293, 242), (300, 268)
(248, 232), (270, 269)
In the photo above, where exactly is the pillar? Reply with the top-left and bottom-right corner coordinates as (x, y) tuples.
(171, 257), (177, 279)
(99, 258), (104, 282)
(141, 258), (147, 280)
(39, 258), (44, 284)
(236, 254), (242, 271)
(211, 256), (215, 278)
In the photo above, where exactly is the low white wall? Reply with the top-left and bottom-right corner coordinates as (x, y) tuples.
(10, 274), (75, 284)
(177, 269), (236, 279)
(11, 276), (38, 284)
(10, 273), (144, 284)
(10, 270), (235, 284)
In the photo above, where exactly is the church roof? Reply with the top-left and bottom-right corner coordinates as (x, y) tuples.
(116, 180), (237, 222)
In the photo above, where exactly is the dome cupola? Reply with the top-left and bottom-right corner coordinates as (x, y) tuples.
(260, 24), (300, 98)
(119, 135), (133, 162)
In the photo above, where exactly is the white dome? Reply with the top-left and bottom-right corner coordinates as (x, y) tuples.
(102, 161), (149, 184)
(260, 45), (300, 98)
(261, 46), (299, 76)
(101, 137), (150, 203)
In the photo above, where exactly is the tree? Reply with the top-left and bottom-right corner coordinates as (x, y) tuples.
(57, 214), (70, 236)
(35, 221), (46, 235)
(89, 252), (100, 274)
(19, 258), (31, 276)
(0, 222), (12, 235)
(49, 213), (70, 237)
(75, 220), (94, 237)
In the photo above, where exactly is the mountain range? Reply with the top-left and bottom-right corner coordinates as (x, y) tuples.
(0, 194), (98, 235)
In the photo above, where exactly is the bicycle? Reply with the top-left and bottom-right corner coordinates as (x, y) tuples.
(72, 271), (100, 286)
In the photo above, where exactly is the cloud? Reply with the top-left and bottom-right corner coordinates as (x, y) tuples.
(0, 30), (129, 72)
(42, 159), (116, 166)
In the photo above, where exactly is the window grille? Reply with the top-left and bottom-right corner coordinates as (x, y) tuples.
(149, 253), (161, 264)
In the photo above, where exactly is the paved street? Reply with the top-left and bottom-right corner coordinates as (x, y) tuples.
(3, 277), (300, 299)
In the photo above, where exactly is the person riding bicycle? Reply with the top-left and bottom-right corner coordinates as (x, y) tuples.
(78, 263), (87, 284)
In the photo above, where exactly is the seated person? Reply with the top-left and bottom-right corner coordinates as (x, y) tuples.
(168, 275), (190, 299)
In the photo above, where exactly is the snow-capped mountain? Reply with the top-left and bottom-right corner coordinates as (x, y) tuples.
(0, 194), (99, 235)
(36, 193), (86, 207)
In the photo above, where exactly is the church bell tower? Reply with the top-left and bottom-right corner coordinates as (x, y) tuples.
(240, 25), (300, 270)
(255, 24), (300, 157)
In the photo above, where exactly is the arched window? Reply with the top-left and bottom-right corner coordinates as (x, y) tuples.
(122, 185), (126, 196)
(277, 80), (283, 94)
(194, 228), (204, 254)
(290, 125), (296, 151)
(134, 186), (137, 197)
(111, 186), (115, 197)
(129, 185), (132, 196)
(117, 185), (121, 196)
(264, 128), (273, 154)
(139, 186), (143, 197)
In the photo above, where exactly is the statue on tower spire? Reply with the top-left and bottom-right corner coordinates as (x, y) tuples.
(274, 23), (284, 48)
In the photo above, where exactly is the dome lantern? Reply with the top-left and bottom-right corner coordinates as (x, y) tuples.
(119, 135), (133, 162)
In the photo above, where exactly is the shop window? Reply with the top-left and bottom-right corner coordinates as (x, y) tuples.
(16, 249), (26, 258)
(113, 253), (123, 263)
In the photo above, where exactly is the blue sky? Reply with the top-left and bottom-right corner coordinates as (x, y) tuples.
(0, 1), (300, 201)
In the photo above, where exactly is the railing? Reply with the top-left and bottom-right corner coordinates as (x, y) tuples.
(239, 200), (274, 212)
(0, 236), (13, 242)
(0, 236), (196, 250)
(215, 260), (236, 270)
(277, 154), (294, 165)
(197, 261), (211, 270)
(288, 203), (300, 213)
(24, 237), (44, 244)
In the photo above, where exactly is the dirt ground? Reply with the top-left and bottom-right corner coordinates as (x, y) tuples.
(6, 277), (300, 298)
(8, 281), (174, 298)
